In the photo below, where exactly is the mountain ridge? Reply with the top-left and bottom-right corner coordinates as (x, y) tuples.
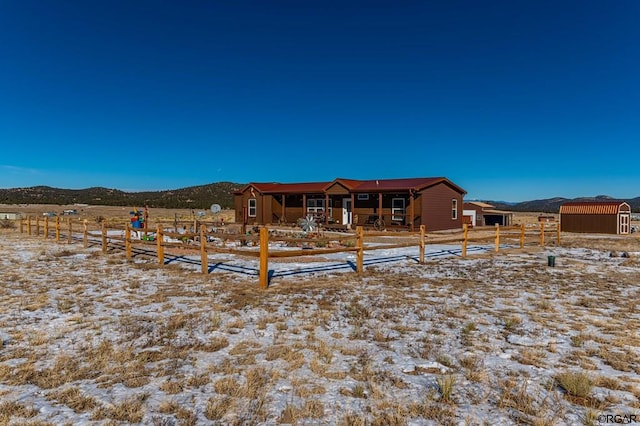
(0, 184), (638, 212)
(0, 182), (242, 209)
(488, 195), (640, 213)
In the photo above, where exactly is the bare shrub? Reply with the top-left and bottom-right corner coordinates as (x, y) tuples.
(556, 371), (593, 398)
(0, 400), (39, 423)
(205, 396), (232, 420)
(0, 218), (16, 229)
(436, 374), (456, 402)
(47, 386), (98, 412)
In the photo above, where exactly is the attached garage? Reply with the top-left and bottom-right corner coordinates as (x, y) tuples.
(462, 202), (513, 227)
(559, 201), (632, 235)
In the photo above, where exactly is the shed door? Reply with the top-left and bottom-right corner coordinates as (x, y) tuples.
(620, 214), (630, 234)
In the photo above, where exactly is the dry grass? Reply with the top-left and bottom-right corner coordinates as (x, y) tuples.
(556, 371), (594, 398)
(47, 386), (99, 412)
(0, 218), (639, 424)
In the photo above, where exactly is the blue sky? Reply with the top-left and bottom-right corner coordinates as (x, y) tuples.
(1, 1), (638, 202)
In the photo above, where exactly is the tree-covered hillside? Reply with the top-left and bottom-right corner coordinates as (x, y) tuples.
(0, 182), (243, 209)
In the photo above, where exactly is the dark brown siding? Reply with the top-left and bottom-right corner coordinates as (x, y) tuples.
(421, 183), (463, 231)
(233, 178), (463, 229)
(235, 189), (267, 225)
(234, 195), (243, 223)
(560, 214), (618, 234)
(262, 195), (273, 224)
(280, 195), (303, 223)
(284, 207), (304, 222)
(271, 197), (282, 222)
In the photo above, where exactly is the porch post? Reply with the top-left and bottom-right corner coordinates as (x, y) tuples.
(409, 191), (415, 232)
(302, 194), (307, 218)
(282, 194), (286, 224)
(351, 193), (355, 226)
(378, 192), (383, 222)
(325, 193), (329, 224)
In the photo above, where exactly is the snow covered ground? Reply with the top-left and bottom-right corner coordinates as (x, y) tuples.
(0, 229), (639, 425)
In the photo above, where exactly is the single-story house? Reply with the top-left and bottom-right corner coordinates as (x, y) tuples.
(234, 177), (466, 232)
(0, 212), (21, 220)
(559, 201), (632, 235)
(462, 202), (513, 227)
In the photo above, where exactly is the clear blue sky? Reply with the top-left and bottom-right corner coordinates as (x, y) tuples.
(1, 1), (638, 202)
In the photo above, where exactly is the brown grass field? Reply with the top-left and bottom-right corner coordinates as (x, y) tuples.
(0, 204), (236, 223)
(0, 208), (639, 425)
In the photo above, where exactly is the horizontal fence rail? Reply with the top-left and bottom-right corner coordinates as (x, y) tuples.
(17, 216), (561, 288)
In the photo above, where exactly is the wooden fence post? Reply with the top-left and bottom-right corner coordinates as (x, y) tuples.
(200, 226), (208, 275)
(27, 216), (32, 236)
(36, 216), (40, 237)
(259, 227), (269, 289)
(101, 221), (107, 253)
(44, 216), (49, 239)
(494, 224), (500, 252)
(520, 223), (525, 248)
(56, 217), (60, 241)
(419, 225), (425, 264)
(83, 220), (88, 248)
(556, 222), (561, 245)
(125, 225), (132, 260)
(67, 218), (72, 244)
(356, 226), (364, 274)
(20, 217), (24, 234)
(462, 223), (468, 258)
(157, 225), (164, 266)
(540, 222), (545, 247)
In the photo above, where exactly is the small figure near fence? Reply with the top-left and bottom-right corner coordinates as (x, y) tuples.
(130, 207), (145, 229)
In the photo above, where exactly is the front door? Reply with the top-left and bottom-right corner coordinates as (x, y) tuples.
(342, 198), (352, 225)
(620, 214), (630, 234)
(392, 198), (406, 224)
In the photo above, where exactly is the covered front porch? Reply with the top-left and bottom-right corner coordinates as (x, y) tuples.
(270, 191), (421, 231)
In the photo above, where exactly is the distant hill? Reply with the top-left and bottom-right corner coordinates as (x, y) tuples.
(0, 182), (243, 209)
(1, 184), (639, 212)
(488, 195), (640, 213)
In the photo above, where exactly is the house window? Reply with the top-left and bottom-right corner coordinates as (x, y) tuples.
(452, 199), (458, 220)
(248, 198), (257, 217)
(392, 198), (405, 222)
(306, 198), (325, 215)
(357, 194), (369, 200)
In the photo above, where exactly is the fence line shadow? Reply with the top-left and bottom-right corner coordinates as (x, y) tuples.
(40, 232), (521, 283)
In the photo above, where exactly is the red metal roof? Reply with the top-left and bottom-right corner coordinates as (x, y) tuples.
(239, 177), (466, 195)
(327, 178), (362, 191)
(560, 201), (630, 215)
(351, 177), (449, 192)
(247, 181), (329, 194)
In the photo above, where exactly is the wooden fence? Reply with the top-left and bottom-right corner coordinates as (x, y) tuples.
(18, 216), (560, 288)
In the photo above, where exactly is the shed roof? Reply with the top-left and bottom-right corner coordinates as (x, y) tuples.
(482, 209), (513, 215)
(465, 201), (495, 209)
(559, 201), (630, 215)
